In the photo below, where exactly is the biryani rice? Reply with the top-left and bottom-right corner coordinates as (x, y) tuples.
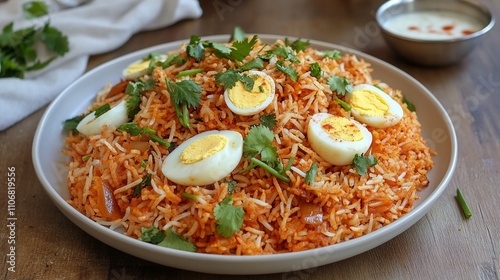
(63, 37), (434, 255)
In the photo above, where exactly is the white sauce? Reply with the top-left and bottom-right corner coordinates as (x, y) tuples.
(383, 11), (483, 40)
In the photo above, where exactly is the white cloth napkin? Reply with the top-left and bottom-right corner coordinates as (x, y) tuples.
(0, 0), (202, 131)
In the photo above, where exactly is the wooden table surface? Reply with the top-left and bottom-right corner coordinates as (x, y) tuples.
(1, 0), (499, 279)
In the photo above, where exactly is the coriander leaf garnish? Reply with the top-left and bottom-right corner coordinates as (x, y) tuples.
(242, 125), (291, 183)
(243, 124), (275, 158)
(239, 57), (264, 71)
(165, 79), (202, 128)
(215, 69), (255, 91)
(226, 35), (258, 62)
(267, 46), (300, 63)
(214, 196), (245, 238)
(276, 60), (298, 82)
(323, 50), (343, 60)
(309, 62), (322, 79)
(352, 154), (378, 176)
(285, 37), (310, 52)
(133, 173), (152, 197)
(260, 114), (277, 129)
(327, 76), (353, 95)
(153, 53), (186, 73)
(22, 1), (48, 18)
(402, 95), (416, 112)
(139, 226), (165, 244)
(158, 229), (197, 252)
(125, 79), (156, 119)
(139, 226), (196, 252)
(63, 115), (84, 134)
(225, 179), (237, 194)
(186, 35), (205, 61)
(93, 103), (110, 118)
(230, 26), (247, 42)
(305, 162), (318, 184)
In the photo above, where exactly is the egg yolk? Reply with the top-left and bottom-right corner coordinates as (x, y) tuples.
(321, 116), (363, 141)
(350, 89), (389, 117)
(124, 60), (150, 76)
(180, 134), (227, 164)
(227, 75), (272, 109)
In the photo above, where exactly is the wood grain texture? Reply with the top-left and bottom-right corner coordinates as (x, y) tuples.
(1, 0), (499, 279)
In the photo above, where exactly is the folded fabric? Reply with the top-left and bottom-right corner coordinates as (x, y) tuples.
(0, 0), (202, 131)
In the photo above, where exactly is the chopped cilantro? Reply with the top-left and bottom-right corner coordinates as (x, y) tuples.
(276, 60), (298, 82)
(285, 37), (310, 52)
(186, 35), (205, 61)
(226, 35), (258, 62)
(267, 46), (300, 63)
(165, 79), (202, 128)
(133, 173), (152, 196)
(309, 62), (322, 79)
(230, 26), (247, 42)
(214, 196), (245, 238)
(352, 154), (378, 176)
(259, 114), (277, 129)
(242, 125), (290, 183)
(239, 57), (264, 71)
(327, 76), (353, 95)
(402, 95), (416, 112)
(93, 103), (110, 118)
(140, 160), (147, 168)
(125, 79), (156, 119)
(139, 226), (165, 244)
(305, 162), (318, 184)
(225, 180), (237, 194)
(82, 155), (91, 161)
(334, 97), (351, 111)
(323, 50), (343, 60)
(63, 115), (84, 133)
(154, 53), (186, 72)
(139, 226), (196, 252)
(215, 69), (254, 91)
(22, 1), (48, 18)
(158, 229), (197, 252)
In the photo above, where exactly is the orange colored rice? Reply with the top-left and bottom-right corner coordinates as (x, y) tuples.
(63, 38), (434, 255)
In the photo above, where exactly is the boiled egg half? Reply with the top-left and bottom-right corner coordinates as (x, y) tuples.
(161, 130), (243, 186)
(224, 70), (275, 116)
(307, 113), (372, 166)
(76, 99), (129, 136)
(346, 84), (403, 128)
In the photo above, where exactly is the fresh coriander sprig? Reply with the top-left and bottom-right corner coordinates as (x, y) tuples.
(327, 76), (353, 95)
(214, 196), (245, 238)
(242, 125), (291, 183)
(353, 154), (378, 175)
(165, 78), (202, 128)
(0, 1), (69, 78)
(305, 162), (318, 184)
(139, 226), (196, 252)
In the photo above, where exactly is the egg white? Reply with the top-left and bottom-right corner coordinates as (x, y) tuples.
(224, 70), (276, 116)
(76, 99), (129, 136)
(346, 84), (404, 128)
(307, 113), (372, 166)
(161, 130), (243, 186)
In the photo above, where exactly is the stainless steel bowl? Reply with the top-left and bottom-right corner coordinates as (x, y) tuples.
(376, 0), (495, 66)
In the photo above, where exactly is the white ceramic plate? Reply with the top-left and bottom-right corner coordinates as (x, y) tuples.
(32, 34), (458, 275)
